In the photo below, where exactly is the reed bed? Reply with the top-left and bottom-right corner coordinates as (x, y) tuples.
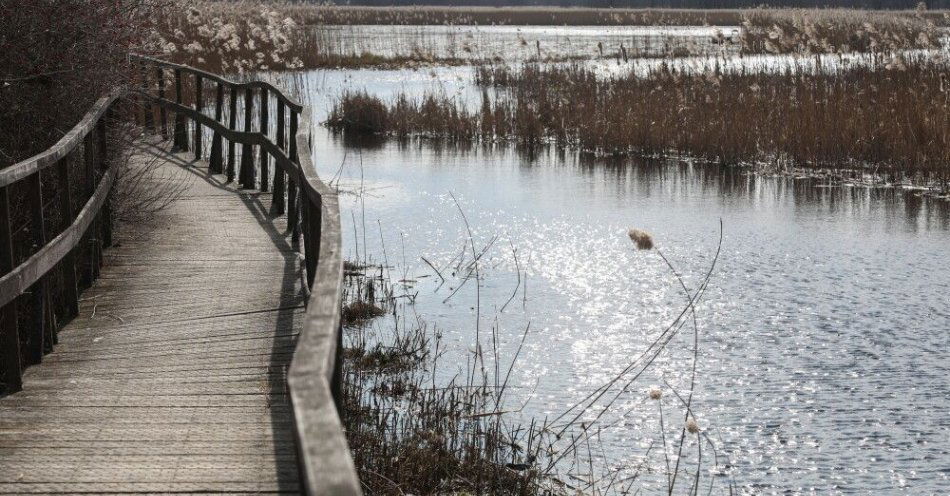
(328, 57), (950, 180)
(739, 8), (948, 54)
(152, 2), (950, 72)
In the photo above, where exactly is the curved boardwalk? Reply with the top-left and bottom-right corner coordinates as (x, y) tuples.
(0, 137), (303, 494)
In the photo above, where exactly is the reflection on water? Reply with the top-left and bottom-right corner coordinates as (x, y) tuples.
(299, 67), (950, 494)
(312, 24), (740, 61)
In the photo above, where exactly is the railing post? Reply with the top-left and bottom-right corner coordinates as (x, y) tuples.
(0, 185), (22, 393)
(288, 111), (300, 248)
(194, 75), (203, 161)
(227, 85), (237, 182)
(26, 172), (48, 364)
(56, 158), (80, 318)
(141, 63), (153, 131)
(259, 87), (269, 192)
(240, 87), (254, 189)
(272, 99), (286, 214)
(303, 200), (321, 289)
(209, 81), (224, 174)
(173, 68), (188, 152)
(99, 110), (113, 248)
(81, 133), (97, 287)
(157, 66), (168, 139)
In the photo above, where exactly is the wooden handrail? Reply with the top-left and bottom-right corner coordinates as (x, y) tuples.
(0, 91), (119, 394)
(131, 54), (305, 112)
(0, 92), (121, 188)
(132, 55), (360, 496)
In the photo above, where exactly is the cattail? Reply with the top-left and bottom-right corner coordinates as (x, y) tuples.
(648, 387), (662, 400)
(627, 228), (654, 250)
(686, 417), (700, 434)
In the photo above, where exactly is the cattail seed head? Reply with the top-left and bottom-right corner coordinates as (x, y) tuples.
(686, 417), (700, 434)
(627, 228), (654, 250)
(649, 387), (662, 400)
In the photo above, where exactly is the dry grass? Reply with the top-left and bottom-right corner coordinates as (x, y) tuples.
(739, 8), (948, 54)
(273, 5), (950, 29)
(340, 264), (554, 495)
(152, 3), (950, 71)
(329, 57), (950, 179)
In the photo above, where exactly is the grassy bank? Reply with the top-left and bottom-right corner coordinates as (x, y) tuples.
(327, 58), (950, 181)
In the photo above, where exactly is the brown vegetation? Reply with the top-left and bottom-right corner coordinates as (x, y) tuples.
(0, 1), (146, 165)
(329, 58), (950, 179)
(739, 8), (947, 54)
(153, 2), (950, 72)
(340, 265), (552, 495)
(270, 4), (950, 29)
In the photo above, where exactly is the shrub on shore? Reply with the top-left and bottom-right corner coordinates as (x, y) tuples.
(0, 0), (147, 165)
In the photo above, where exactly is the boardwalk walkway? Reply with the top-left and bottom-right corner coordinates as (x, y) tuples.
(0, 137), (303, 493)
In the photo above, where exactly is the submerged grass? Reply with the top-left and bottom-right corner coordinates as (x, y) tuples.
(328, 56), (950, 182)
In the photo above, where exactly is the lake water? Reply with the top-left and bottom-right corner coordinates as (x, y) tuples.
(290, 43), (950, 495)
(311, 24), (741, 61)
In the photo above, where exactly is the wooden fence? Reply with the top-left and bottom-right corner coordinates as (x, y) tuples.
(0, 92), (119, 395)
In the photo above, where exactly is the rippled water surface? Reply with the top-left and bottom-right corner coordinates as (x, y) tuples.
(293, 55), (950, 495)
(312, 24), (740, 61)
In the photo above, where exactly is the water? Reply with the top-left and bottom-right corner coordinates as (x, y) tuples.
(290, 42), (950, 495)
(311, 24), (740, 61)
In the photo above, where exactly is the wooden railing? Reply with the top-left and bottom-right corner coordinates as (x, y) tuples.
(131, 54), (360, 495)
(0, 92), (119, 395)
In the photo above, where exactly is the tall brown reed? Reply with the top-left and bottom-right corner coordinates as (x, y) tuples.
(739, 8), (947, 54)
(329, 58), (950, 179)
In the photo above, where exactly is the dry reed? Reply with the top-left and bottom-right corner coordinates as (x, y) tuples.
(329, 57), (950, 179)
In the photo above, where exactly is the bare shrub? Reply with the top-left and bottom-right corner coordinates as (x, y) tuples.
(0, 1), (150, 165)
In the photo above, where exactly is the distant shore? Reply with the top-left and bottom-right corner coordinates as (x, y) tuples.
(229, 4), (950, 27)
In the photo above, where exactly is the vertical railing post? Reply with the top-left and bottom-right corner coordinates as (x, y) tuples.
(56, 158), (79, 318)
(240, 87), (254, 189)
(209, 80), (224, 173)
(100, 109), (113, 248)
(81, 133), (97, 287)
(26, 172), (48, 364)
(173, 68), (188, 152)
(157, 66), (168, 139)
(272, 99), (286, 214)
(141, 63), (153, 131)
(259, 87), (269, 192)
(288, 110), (300, 248)
(194, 75), (203, 160)
(0, 185), (22, 393)
(227, 84), (237, 182)
(303, 200), (321, 289)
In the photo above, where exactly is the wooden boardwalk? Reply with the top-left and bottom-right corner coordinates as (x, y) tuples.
(0, 137), (304, 494)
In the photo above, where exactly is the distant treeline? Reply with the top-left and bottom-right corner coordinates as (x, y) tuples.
(312, 0), (949, 9)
